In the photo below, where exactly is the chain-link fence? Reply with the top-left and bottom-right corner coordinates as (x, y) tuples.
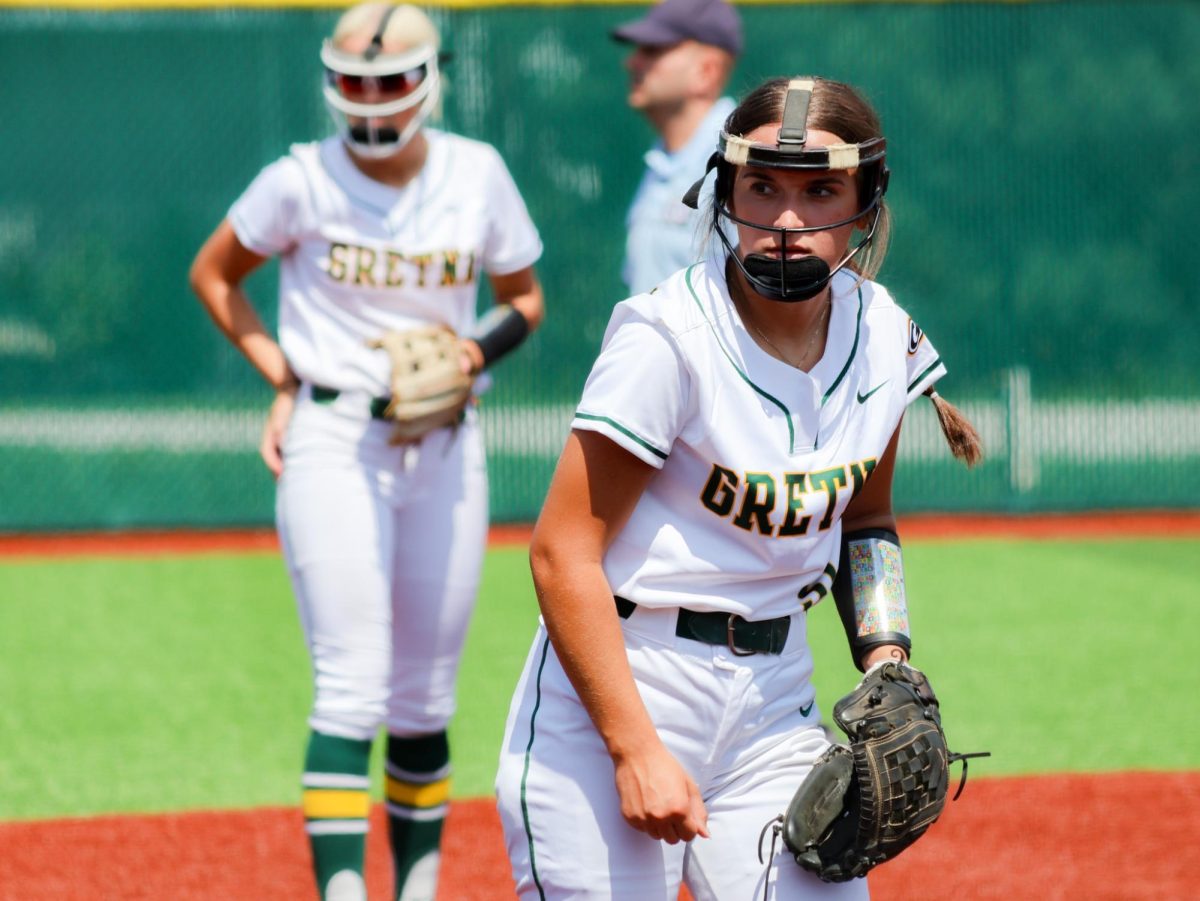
(1, 2), (1196, 528)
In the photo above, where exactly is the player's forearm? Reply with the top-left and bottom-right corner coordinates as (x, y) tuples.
(190, 221), (292, 390)
(505, 286), (544, 332)
(462, 275), (543, 375)
(491, 267), (544, 332)
(192, 280), (294, 391)
(531, 556), (660, 759)
(860, 643), (908, 670)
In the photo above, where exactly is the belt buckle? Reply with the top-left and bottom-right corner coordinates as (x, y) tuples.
(726, 614), (757, 657)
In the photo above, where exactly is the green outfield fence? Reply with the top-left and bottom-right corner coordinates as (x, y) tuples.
(1, 1), (1197, 529)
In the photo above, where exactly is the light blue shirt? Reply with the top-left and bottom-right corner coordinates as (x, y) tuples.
(622, 97), (736, 296)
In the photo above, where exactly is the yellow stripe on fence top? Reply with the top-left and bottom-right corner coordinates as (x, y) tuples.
(0, 0), (1049, 11)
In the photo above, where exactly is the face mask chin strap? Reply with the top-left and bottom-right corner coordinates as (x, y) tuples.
(716, 198), (881, 303)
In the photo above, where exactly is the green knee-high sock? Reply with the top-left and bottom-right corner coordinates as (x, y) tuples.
(385, 731), (451, 901)
(303, 730), (373, 901)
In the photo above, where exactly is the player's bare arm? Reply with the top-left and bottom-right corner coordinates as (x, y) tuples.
(459, 266), (544, 375)
(190, 219), (298, 475)
(840, 421), (908, 669)
(530, 428), (710, 844)
(189, 220), (294, 392)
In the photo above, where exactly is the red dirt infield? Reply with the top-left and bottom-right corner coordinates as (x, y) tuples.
(1, 771), (1196, 900)
(2, 511), (1199, 558)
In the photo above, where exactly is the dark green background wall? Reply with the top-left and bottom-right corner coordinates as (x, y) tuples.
(1, 2), (1197, 528)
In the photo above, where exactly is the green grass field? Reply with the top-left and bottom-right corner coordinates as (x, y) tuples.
(1, 536), (1197, 821)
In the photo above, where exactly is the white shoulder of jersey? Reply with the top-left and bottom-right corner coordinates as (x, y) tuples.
(227, 145), (320, 258)
(287, 138), (326, 165)
(849, 273), (948, 403)
(611, 260), (728, 342)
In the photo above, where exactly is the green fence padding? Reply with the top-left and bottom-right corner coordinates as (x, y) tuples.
(1, 3), (1197, 528)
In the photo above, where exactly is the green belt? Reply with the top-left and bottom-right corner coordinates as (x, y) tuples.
(615, 596), (790, 656)
(310, 384), (390, 420)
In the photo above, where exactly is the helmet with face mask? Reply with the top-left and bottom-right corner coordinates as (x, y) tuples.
(321, 4), (442, 160)
(683, 78), (890, 302)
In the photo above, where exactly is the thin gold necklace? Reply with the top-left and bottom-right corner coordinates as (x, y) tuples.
(733, 277), (831, 370)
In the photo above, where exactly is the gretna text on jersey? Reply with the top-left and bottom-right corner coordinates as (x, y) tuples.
(325, 242), (478, 288)
(700, 457), (878, 536)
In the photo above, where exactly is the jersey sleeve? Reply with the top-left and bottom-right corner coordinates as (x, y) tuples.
(571, 303), (689, 469)
(480, 148), (544, 276)
(227, 155), (309, 258)
(903, 315), (947, 404)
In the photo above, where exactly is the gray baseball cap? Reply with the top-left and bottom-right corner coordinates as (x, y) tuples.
(611, 0), (744, 58)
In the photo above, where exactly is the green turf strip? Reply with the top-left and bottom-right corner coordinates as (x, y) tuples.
(1, 537), (1196, 820)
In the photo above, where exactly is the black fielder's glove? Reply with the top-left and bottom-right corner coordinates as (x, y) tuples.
(772, 661), (988, 883)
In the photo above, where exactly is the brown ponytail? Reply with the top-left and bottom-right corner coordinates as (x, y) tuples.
(925, 388), (983, 467)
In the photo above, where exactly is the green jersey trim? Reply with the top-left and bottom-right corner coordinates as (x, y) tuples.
(821, 286), (864, 407)
(519, 636), (552, 900)
(575, 412), (669, 460)
(685, 264), (798, 454)
(907, 356), (945, 393)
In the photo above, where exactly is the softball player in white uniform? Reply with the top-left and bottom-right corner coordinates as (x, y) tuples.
(495, 76), (978, 900)
(190, 5), (543, 900)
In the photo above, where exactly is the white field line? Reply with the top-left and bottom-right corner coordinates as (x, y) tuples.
(0, 400), (1197, 462)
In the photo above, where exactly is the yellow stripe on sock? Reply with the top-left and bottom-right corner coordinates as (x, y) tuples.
(385, 774), (451, 809)
(302, 788), (370, 819)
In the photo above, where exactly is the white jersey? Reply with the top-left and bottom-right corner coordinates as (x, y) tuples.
(572, 256), (946, 621)
(228, 131), (543, 395)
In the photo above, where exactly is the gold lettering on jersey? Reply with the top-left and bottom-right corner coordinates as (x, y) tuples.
(699, 458), (878, 537)
(777, 473), (813, 537)
(732, 473), (775, 534)
(385, 251), (405, 287)
(354, 247), (377, 286)
(441, 251), (460, 286)
(700, 464), (738, 517)
(327, 243), (350, 282)
(808, 467), (849, 531)
(321, 242), (480, 288)
(847, 459), (878, 501)
(411, 254), (434, 287)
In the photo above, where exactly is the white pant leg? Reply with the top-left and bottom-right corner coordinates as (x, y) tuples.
(683, 727), (870, 901)
(680, 636), (869, 901)
(496, 629), (688, 901)
(277, 404), (395, 741)
(386, 423), (488, 735)
(277, 400), (488, 741)
(498, 604), (868, 901)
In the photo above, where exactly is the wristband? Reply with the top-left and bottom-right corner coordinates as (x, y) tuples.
(472, 304), (529, 369)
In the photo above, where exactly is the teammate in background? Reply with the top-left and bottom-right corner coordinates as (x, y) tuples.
(496, 77), (980, 898)
(189, 4), (544, 899)
(611, 0), (742, 295)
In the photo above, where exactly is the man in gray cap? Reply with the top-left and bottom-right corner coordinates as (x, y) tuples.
(612, 0), (742, 295)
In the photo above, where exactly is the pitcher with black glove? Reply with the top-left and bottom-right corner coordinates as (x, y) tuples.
(762, 529), (989, 890)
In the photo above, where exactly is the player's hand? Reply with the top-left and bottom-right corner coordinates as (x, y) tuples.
(260, 387), (296, 478)
(459, 338), (484, 377)
(612, 742), (709, 844)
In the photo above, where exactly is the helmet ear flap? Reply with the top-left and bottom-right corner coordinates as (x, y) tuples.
(713, 157), (733, 211)
(857, 161), (890, 210)
(681, 152), (722, 211)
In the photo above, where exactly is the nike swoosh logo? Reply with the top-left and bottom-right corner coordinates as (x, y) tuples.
(856, 379), (891, 404)
(799, 702), (815, 717)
